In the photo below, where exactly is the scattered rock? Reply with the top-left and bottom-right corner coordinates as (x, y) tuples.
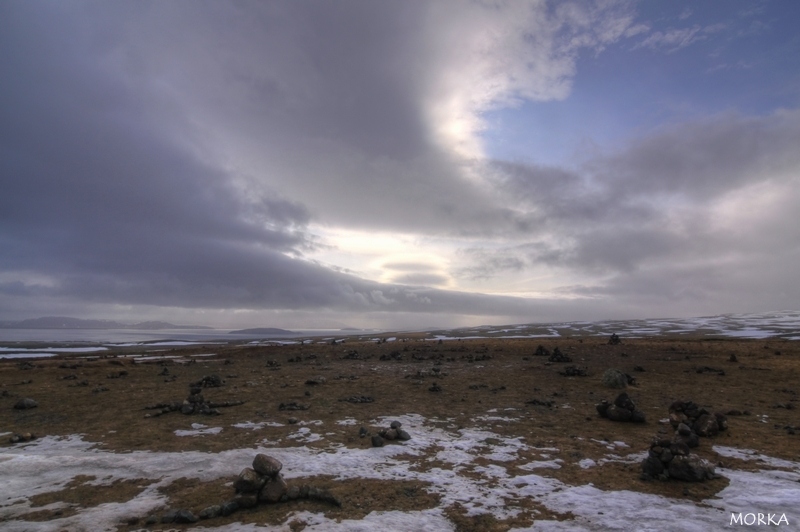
(340, 395), (374, 404)
(9, 432), (36, 444)
(559, 365), (587, 377)
(192, 375), (224, 388)
(596, 392), (646, 423)
(279, 401), (310, 411)
(548, 347), (571, 363)
(640, 438), (716, 482)
(601, 368), (634, 388)
(13, 397), (38, 410)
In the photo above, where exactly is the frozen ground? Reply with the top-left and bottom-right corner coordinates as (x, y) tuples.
(1, 414), (798, 531)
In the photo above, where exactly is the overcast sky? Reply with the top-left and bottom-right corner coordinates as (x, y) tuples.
(2, 0), (799, 330)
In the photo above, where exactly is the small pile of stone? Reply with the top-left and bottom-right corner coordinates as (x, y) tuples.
(144, 385), (244, 418)
(559, 365), (587, 377)
(8, 432), (36, 444)
(203, 454), (340, 519)
(638, 399), (729, 483)
(640, 437), (717, 482)
(534, 345), (550, 356)
(369, 420), (411, 447)
(668, 400), (728, 445)
(305, 376), (326, 385)
(596, 392), (646, 423)
(279, 401), (310, 411)
(548, 347), (572, 363)
(608, 333), (622, 345)
(192, 374), (224, 388)
(339, 395), (374, 404)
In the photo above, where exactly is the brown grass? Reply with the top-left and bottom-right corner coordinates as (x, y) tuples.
(2, 335), (799, 529)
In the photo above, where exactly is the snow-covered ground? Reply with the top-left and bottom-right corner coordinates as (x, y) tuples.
(1, 413), (798, 531)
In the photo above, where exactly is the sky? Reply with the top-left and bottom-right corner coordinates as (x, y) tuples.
(1, 0), (799, 330)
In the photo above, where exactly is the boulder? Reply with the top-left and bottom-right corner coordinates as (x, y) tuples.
(667, 455), (716, 482)
(234, 468), (265, 493)
(601, 369), (628, 389)
(259, 476), (288, 504)
(252, 454), (282, 478)
(13, 398), (38, 410)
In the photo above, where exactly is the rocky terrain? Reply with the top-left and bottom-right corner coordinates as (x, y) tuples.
(1, 334), (799, 530)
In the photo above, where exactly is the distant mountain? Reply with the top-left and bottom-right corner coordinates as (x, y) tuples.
(1, 316), (211, 330)
(228, 327), (295, 335)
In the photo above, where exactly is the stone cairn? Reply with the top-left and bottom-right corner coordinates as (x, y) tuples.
(153, 454), (340, 525)
(366, 420), (412, 447)
(639, 400), (728, 482)
(595, 392), (646, 423)
(226, 455), (340, 514)
(144, 375), (243, 418)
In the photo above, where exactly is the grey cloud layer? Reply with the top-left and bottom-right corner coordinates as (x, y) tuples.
(1, 1), (796, 325)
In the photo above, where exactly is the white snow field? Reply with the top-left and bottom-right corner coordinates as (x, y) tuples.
(1, 414), (798, 531)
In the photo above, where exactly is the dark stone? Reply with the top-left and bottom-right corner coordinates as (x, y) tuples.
(174, 510), (198, 524)
(220, 501), (239, 517)
(630, 409), (647, 423)
(198, 505), (221, 519)
(614, 392), (636, 411)
(252, 454), (282, 478)
(641, 455), (665, 477)
(161, 509), (178, 524)
(596, 400), (611, 418)
(234, 494), (258, 509)
(605, 404), (633, 422)
(359, 426), (368, 438)
(397, 429), (411, 441)
(384, 429), (398, 440)
(668, 455), (716, 482)
(259, 476), (288, 503)
(390, 420), (402, 429)
(234, 467), (265, 493)
(13, 398), (38, 410)
(693, 414), (719, 437)
(372, 435), (384, 447)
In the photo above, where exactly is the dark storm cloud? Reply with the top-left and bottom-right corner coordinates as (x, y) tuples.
(3, 0), (625, 323)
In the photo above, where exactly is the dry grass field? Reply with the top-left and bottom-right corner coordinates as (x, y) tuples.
(2, 334), (799, 530)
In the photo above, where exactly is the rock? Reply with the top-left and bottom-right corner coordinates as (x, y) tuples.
(259, 476), (288, 503)
(198, 505), (221, 519)
(234, 467), (265, 493)
(602, 369), (628, 389)
(608, 333), (622, 345)
(220, 501), (239, 516)
(605, 404), (633, 422)
(693, 414), (720, 437)
(630, 409), (647, 423)
(384, 429), (398, 440)
(359, 426), (368, 438)
(233, 494), (258, 509)
(286, 485), (301, 500)
(397, 429), (411, 441)
(677, 422), (692, 436)
(174, 510), (198, 524)
(372, 435), (384, 447)
(548, 347), (571, 363)
(253, 454), (282, 478)
(390, 420), (402, 429)
(641, 455), (665, 477)
(614, 392), (636, 411)
(305, 376), (326, 385)
(667, 455), (716, 482)
(161, 509), (178, 523)
(595, 400), (611, 418)
(13, 398), (38, 410)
